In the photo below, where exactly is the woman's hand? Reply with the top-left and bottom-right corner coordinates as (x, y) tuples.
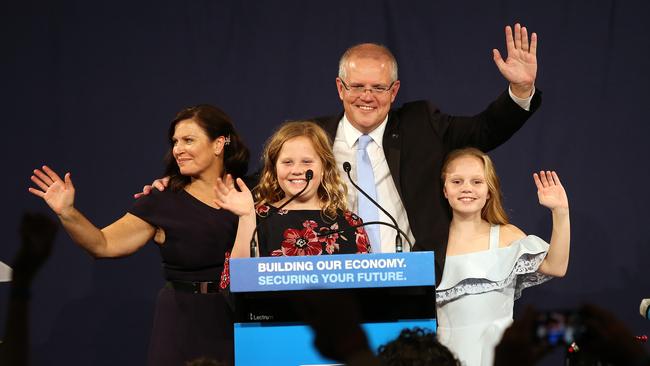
(28, 166), (75, 216)
(533, 171), (568, 211)
(133, 176), (169, 199)
(28, 165), (155, 259)
(214, 174), (255, 217)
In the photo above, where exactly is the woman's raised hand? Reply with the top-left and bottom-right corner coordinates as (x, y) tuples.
(533, 171), (569, 211)
(214, 174), (255, 217)
(28, 165), (75, 216)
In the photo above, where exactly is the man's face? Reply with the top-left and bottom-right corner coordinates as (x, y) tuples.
(336, 56), (400, 134)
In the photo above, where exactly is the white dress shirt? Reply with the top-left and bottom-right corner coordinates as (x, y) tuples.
(333, 115), (415, 253)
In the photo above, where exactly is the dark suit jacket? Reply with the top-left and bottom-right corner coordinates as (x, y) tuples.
(314, 89), (542, 285)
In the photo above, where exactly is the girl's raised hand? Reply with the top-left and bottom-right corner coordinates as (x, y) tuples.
(533, 171), (568, 211)
(214, 174), (255, 217)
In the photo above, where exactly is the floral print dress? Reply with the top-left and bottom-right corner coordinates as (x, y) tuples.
(220, 204), (370, 288)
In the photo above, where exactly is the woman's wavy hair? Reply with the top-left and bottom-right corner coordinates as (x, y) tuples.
(441, 147), (509, 225)
(164, 104), (249, 191)
(255, 121), (347, 219)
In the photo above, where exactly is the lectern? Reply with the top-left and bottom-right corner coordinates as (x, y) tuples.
(229, 252), (436, 365)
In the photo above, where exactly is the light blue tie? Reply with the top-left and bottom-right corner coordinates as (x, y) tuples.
(356, 134), (381, 253)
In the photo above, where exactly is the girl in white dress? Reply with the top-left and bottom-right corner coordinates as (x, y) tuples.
(435, 148), (570, 366)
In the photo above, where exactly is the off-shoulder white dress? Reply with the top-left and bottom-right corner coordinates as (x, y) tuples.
(436, 225), (552, 366)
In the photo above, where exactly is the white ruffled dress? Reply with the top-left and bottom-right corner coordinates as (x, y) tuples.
(435, 225), (552, 366)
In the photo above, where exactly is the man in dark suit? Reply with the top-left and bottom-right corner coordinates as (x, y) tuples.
(137, 23), (540, 285)
(314, 23), (540, 283)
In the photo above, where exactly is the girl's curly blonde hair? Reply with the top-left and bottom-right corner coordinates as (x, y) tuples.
(255, 121), (348, 220)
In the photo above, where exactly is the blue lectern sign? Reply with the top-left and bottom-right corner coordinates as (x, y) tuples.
(229, 252), (435, 292)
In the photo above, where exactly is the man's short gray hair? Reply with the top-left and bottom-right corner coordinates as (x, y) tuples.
(338, 43), (399, 82)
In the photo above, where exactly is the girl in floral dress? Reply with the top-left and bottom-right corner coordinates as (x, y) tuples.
(215, 121), (370, 286)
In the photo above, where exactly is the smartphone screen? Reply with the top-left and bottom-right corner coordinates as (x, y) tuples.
(534, 309), (584, 346)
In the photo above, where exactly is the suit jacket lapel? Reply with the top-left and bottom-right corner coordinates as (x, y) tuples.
(318, 111), (404, 201)
(383, 111), (404, 200)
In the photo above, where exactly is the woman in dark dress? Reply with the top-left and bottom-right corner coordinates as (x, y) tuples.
(28, 105), (249, 365)
(214, 121), (369, 278)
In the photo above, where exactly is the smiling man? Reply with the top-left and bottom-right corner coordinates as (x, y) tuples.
(136, 24), (540, 286)
(315, 24), (541, 284)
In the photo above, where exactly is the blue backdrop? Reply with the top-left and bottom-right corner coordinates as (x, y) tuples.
(2, 1), (649, 364)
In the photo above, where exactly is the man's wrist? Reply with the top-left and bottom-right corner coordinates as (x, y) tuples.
(508, 85), (535, 111)
(510, 83), (534, 98)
